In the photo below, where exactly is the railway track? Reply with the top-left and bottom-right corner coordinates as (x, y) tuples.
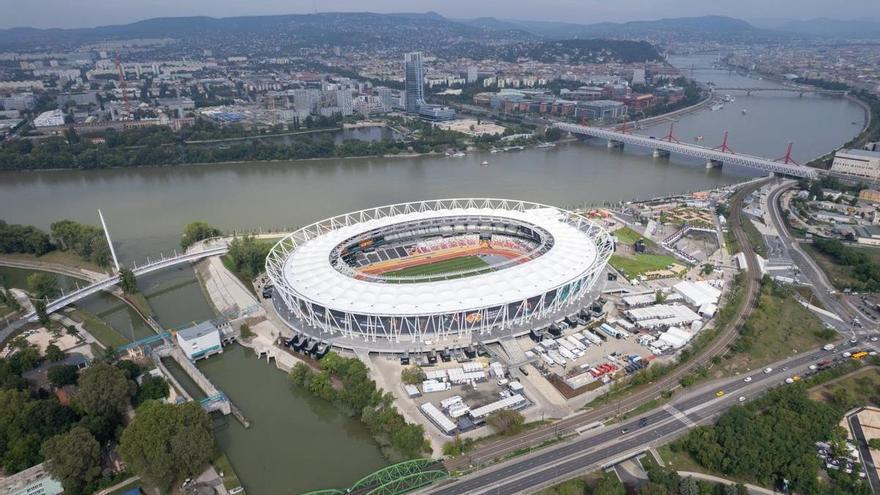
(445, 179), (768, 471)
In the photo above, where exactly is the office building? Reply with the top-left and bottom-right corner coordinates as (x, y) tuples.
(467, 66), (478, 84)
(831, 149), (880, 179)
(404, 52), (425, 114)
(418, 104), (456, 121)
(176, 320), (223, 361)
(0, 463), (63, 495)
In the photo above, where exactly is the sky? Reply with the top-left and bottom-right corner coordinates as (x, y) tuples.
(1, 0), (878, 29)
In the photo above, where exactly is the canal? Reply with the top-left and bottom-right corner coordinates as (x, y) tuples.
(0, 55), (868, 495)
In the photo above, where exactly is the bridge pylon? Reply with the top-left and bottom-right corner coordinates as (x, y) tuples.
(712, 130), (735, 154)
(774, 142), (800, 166)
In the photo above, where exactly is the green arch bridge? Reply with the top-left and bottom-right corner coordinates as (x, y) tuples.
(300, 458), (448, 495)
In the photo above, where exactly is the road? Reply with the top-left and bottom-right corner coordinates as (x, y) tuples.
(848, 412), (880, 494)
(444, 179), (767, 470)
(428, 342), (864, 495)
(766, 181), (877, 339)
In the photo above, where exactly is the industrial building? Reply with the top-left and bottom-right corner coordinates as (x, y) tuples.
(830, 149), (880, 179)
(176, 320), (223, 361)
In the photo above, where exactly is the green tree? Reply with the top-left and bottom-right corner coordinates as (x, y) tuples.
(47, 364), (79, 387)
(74, 362), (133, 418)
(136, 375), (169, 404)
(678, 476), (699, 495)
(118, 267), (138, 294)
(44, 344), (65, 362)
(180, 221), (222, 250)
(119, 401), (215, 488)
(869, 438), (880, 450)
(594, 471), (625, 495)
(34, 299), (51, 328)
(27, 272), (59, 300)
(485, 409), (525, 436)
(400, 365), (426, 385)
(41, 426), (101, 495)
(239, 323), (254, 339)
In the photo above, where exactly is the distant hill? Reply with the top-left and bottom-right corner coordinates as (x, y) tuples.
(776, 18), (880, 38)
(464, 15), (764, 41)
(0, 12), (535, 51)
(498, 39), (662, 64)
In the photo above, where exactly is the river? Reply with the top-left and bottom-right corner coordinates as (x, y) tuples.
(0, 55), (867, 495)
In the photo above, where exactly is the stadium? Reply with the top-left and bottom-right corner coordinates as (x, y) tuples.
(266, 198), (614, 351)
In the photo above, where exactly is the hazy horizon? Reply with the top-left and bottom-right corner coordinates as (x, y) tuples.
(1, 0), (878, 30)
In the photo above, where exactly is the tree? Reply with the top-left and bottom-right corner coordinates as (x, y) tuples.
(41, 426), (101, 495)
(678, 476), (699, 495)
(869, 438), (880, 450)
(136, 375), (169, 404)
(594, 471), (625, 495)
(180, 221), (222, 250)
(27, 272), (59, 300)
(118, 267), (138, 294)
(239, 323), (254, 339)
(485, 409), (525, 436)
(74, 362), (133, 418)
(44, 344), (65, 362)
(400, 365), (426, 385)
(47, 364), (79, 387)
(34, 299), (50, 328)
(119, 401), (215, 488)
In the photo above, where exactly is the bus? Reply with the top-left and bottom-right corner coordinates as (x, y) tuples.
(851, 351), (869, 360)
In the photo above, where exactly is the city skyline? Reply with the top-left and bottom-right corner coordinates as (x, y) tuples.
(1, 0), (879, 30)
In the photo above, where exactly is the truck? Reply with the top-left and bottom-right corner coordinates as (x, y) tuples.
(823, 344), (836, 352)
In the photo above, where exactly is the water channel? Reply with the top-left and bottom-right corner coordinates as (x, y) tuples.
(0, 55), (867, 494)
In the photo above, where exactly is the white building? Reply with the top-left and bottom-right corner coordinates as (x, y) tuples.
(830, 149), (880, 179)
(467, 66), (478, 83)
(33, 109), (65, 127)
(176, 320), (223, 361)
(674, 280), (721, 308)
(0, 463), (63, 495)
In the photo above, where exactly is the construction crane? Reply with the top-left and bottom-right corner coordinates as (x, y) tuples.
(114, 56), (131, 119)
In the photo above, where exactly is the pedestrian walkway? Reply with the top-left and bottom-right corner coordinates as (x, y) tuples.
(676, 471), (780, 494)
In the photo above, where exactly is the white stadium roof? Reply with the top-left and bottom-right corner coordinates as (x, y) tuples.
(281, 204), (600, 316)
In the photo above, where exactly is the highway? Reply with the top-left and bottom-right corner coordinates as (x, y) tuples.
(444, 179), (767, 470)
(429, 342), (864, 495)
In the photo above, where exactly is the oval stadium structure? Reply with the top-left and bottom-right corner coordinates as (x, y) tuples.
(266, 199), (613, 352)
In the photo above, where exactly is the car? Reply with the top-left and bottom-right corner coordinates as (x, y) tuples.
(809, 364), (818, 371)
(620, 428), (629, 434)
(850, 338), (858, 344)
(738, 396), (746, 402)
(792, 375), (801, 381)
(715, 390), (725, 398)
(870, 336), (878, 342)
(785, 377), (795, 384)
(843, 352), (852, 358)
(764, 367), (773, 374)
(782, 366), (789, 371)
(743, 376), (752, 383)
(639, 417), (649, 427)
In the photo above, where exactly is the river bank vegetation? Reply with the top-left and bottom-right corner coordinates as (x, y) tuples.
(0, 219), (111, 267)
(289, 352), (431, 461)
(0, 348), (207, 495)
(0, 115), (471, 171)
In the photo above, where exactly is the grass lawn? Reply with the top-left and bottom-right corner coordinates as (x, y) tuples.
(801, 243), (880, 291)
(214, 453), (247, 494)
(385, 255), (489, 278)
(656, 444), (718, 476)
(808, 366), (880, 405)
(70, 308), (129, 349)
(720, 283), (836, 376)
(0, 250), (109, 274)
(742, 218), (768, 257)
(0, 301), (17, 319)
(609, 253), (677, 278)
(613, 226), (654, 246)
(124, 292), (154, 318)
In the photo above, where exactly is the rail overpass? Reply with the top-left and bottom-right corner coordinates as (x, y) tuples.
(553, 122), (819, 179)
(713, 86), (846, 96)
(22, 243), (229, 322)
